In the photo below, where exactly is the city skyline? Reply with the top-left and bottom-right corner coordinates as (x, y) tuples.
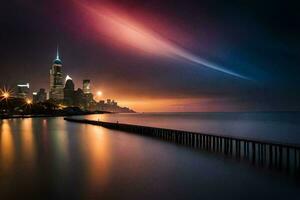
(1, 0), (299, 112)
(0, 47), (131, 112)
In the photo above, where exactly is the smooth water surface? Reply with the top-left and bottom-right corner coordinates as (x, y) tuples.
(0, 117), (299, 199)
(82, 112), (300, 144)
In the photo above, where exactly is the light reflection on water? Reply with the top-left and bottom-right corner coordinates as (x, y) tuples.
(20, 119), (35, 171)
(0, 117), (299, 199)
(0, 120), (14, 172)
(79, 124), (112, 194)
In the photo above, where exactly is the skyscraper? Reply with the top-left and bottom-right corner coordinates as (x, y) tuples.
(32, 92), (38, 103)
(36, 88), (47, 102)
(83, 79), (94, 105)
(16, 83), (30, 99)
(74, 88), (86, 108)
(49, 47), (64, 101)
(64, 75), (75, 106)
(83, 79), (91, 94)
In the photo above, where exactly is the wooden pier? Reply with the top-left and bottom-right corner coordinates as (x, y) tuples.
(64, 118), (300, 174)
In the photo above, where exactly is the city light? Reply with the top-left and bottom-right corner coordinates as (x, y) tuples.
(17, 83), (30, 88)
(97, 91), (102, 96)
(26, 99), (32, 105)
(0, 48), (130, 114)
(58, 104), (67, 109)
(0, 87), (12, 101)
(3, 92), (10, 99)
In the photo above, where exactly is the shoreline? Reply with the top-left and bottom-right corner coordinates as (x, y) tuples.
(0, 111), (112, 120)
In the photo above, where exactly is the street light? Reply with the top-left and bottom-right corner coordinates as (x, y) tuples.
(26, 99), (32, 105)
(2, 92), (10, 99)
(0, 87), (13, 100)
(0, 90), (11, 114)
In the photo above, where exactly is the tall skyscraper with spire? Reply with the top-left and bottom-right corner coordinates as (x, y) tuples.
(49, 47), (64, 101)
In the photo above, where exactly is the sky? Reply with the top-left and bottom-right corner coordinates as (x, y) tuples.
(0, 0), (299, 112)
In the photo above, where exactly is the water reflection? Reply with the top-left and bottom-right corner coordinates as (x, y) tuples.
(41, 119), (49, 153)
(79, 125), (111, 194)
(46, 118), (70, 186)
(20, 118), (35, 170)
(0, 117), (299, 199)
(0, 120), (14, 172)
(51, 118), (69, 163)
(81, 112), (300, 144)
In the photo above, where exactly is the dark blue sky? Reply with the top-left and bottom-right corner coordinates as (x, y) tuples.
(0, 0), (299, 111)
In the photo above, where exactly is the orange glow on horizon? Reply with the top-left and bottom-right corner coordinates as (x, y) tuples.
(96, 91), (102, 96)
(117, 98), (201, 112)
(115, 97), (246, 113)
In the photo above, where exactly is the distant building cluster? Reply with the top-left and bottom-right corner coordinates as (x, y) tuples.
(32, 88), (47, 103)
(16, 83), (30, 99)
(13, 47), (134, 113)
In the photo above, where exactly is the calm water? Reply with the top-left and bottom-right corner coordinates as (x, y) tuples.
(82, 112), (300, 144)
(0, 115), (299, 199)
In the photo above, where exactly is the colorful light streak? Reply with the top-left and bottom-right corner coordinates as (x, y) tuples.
(78, 1), (250, 80)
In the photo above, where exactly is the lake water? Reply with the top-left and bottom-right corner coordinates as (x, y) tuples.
(81, 112), (300, 144)
(0, 113), (299, 199)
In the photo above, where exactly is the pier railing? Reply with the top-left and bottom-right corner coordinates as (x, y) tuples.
(64, 118), (300, 174)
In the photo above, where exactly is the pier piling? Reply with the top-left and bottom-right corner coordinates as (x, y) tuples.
(64, 118), (300, 174)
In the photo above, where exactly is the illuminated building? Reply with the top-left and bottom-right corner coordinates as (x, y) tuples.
(83, 79), (94, 105)
(107, 99), (111, 105)
(32, 92), (38, 103)
(33, 88), (47, 103)
(74, 88), (86, 109)
(37, 88), (47, 102)
(49, 47), (64, 101)
(16, 83), (30, 99)
(83, 79), (91, 94)
(94, 99), (132, 113)
(64, 76), (75, 106)
(112, 100), (117, 106)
